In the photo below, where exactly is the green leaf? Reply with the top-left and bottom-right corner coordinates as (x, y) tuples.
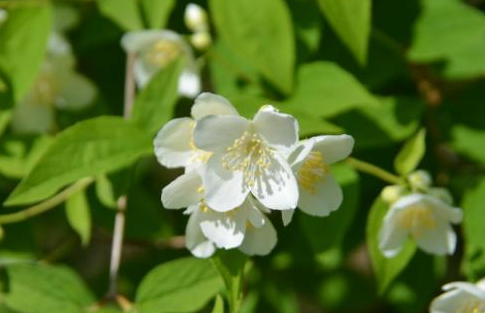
(95, 175), (117, 209)
(65, 188), (91, 246)
(0, 6), (52, 103)
(140, 0), (175, 29)
(5, 263), (95, 313)
(0, 110), (11, 138)
(366, 198), (416, 294)
(135, 257), (223, 313)
(316, 0), (371, 65)
(462, 177), (485, 249)
(5, 116), (152, 206)
(211, 295), (224, 313)
(96, 0), (144, 30)
(300, 164), (360, 252)
(452, 125), (485, 165)
(132, 59), (183, 134)
(210, 0), (295, 94)
(93, 307), (123, 313)
(284, 62), (378, 119)
(394, 129), (426, 176)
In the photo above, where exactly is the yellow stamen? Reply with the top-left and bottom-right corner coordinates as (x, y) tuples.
(297, 151), (329, 195)
(397, 203), (436, 239)
(31, 70), (59, 107)
(457, 300), (485, 313)
(146, 40), (181, 67)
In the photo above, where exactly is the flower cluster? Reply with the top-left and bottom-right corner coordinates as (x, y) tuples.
(430, 279), (485, 313)
(154, 93), (354, 257)
(379, 170), (463, 257)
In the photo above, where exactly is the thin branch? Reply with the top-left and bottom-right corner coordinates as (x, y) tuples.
(123, 52), (137, 119)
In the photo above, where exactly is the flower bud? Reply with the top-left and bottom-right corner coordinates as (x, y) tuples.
(184, 4), (209, 33)
(428, 187), (453, 205)
(190, 32), (212, 50)
(381, 185), (405, 204)
(408, 170), (432, 191)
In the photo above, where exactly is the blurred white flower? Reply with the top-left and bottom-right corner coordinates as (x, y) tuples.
(282, 135), (354, 225)
(0, 9), (7, 24)
(193, 105), (299, 212)
(379, 193), (462, 257)
(153, 92), (238, 169)
(11, 33), (96, 134)
(430, 279), (485, 313)
(121, 30), (201, 98)
(184, 4), (209, 33)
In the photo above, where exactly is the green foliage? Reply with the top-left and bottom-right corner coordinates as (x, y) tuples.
(0, 110), (11, 137)
(134, 257), (223, 313)
(366, 198), (417, 294)
(316, 0), (371, 65)
(65, 188), (91, 246)
(452, 125), (485, 165)
(4, 263), (95, 313)
(140, 0), (175, 29)
(95, 175), (117, 209)
(5, 117), (152, 206)
(211, 295), (225, 313)
(394, 129), (426, 176)
(0, 5), (51, 104)
(96, 0), (144, 30)
(210, 0), (295, 94)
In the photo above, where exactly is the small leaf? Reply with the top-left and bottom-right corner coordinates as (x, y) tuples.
(366, 198), (416, 294)
(316, 0), (371, 65)
(132, 59), (183, 134)
(211, 295), (224, 313)
(5, 116), (152, 206)
(394, 129), (426, 176)
(5, 263), (95, 313)
(95, 175), (117, 209)
(453, 125), (485, 166)
(0, 5), (52, 103)
(0, 110), (11, 137)
(65, 188), (92, 246)
(210, 0), (295, 94)
(462, 177), (485, 249)
(140, 0), (175, 29)
(135, 257), (223, 313)
(96, 0), (144, 30)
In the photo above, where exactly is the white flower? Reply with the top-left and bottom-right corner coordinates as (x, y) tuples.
(153, 92), (238, 169)
(430, 279), (485, 313)
(193, 105), (299, 212)
(121, 30), (200, 98)
(161, 170), (277, 257)
(379, 193), (462, 257)
(282, 135), (354, 225)
(184, 4), (209, 33)
(0, 9), (7, 24)
(11, 33), (96, 134)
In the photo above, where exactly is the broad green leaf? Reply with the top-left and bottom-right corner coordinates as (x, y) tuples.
(5, 117), (152, 206)
(65, 189), (91, 246)
(0, 110), (11, 137)
(96, 0), (143, 30)
(132, 59), (183, 134)
(210, 0), (295, 94)
(316, 0), (371, 65)
(140, 0), (175, 29)
(300, 164), (359, 252)
(5, 264), (95, 313)
(366, 198), (416, 294)
(452, 125), (485, 165)
(211, 295), (224, 313)
(95, 175), (117, 209)
(394, 129), (426, 176)
(462, 177), (485, 249)
(284, 62), (378, 119)
(135, 257), (223, 313)
(0, 6), (51, 103)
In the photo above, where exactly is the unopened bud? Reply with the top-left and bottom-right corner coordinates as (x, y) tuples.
(184, 4), (208, 33)
(190, 32), (212, 50)
(408, 170), (432, 191)
(381, 185), (405, 204)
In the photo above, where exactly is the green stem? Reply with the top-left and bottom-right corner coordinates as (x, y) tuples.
(346, 157), (404, 185)
(0, 177), (94, 224)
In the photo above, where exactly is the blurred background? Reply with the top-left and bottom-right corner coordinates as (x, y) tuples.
(1, 0), (485, 312)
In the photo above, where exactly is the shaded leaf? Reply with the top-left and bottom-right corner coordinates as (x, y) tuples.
(140, 0), (175, 29)
(394, 129), (426, 176)
(65, 188), (91, 246)
(96, 0), (143, 30)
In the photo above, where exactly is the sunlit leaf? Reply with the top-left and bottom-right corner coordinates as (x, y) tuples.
(65, 188), (91, 246)
(394, 129), (426, 176)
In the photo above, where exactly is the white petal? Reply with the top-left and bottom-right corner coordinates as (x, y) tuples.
(311, 135), (354, 164)
(178, 67), (200, 98)
(379, 206), (409, 258)
(430, 287), (485, 313)
(253, 105), (298, 149)
(428, 197), (463, 224)
(56, 72), (96, 110)
(191, 92), (238, 120)
(245, 202), (265, 228)
(186, 211), (216, 258)
(298, 174), (343, 217)
(282, 210), (295, 226)
(153, 117), (194, 168)
(194, 115), (249, 153)
(199, 208), (246, 249)
(415, 221), (457, 255)
(477, 279), (485, 292)
(121, 30), (182, 52)
(443, 282), (485, 300)
(161, 171), (201, 209)
(203, 153), (249, 212)
(11, 102), (54, 134)
(184, 3), (208, 32)
(239, 216), (277, 256)
(251, 152), (299, 210)
(287, 139), (314, 168)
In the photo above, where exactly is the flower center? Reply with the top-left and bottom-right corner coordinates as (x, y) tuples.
(297, 151), (329, 195)
(146, 40), (181, 67)
(457, 300), (485, 313)
(31, 72), (59, 107)
(222, 131), (273, 187)
(397, 204), (436, 238)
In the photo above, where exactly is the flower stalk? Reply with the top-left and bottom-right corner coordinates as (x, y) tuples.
(346, 157), (404, 185)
